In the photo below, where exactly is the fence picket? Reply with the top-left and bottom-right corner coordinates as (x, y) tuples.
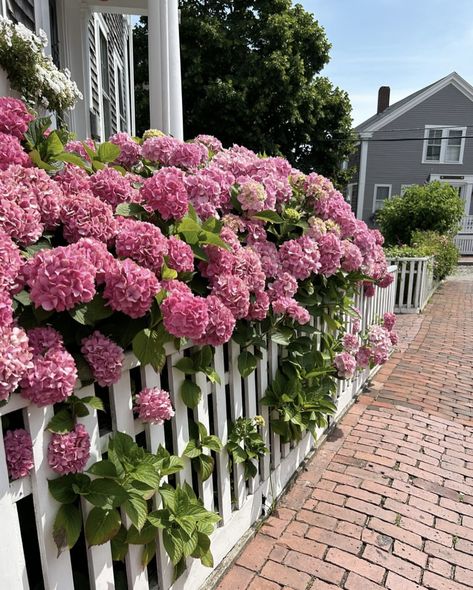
(228, 341), (246, 509)
(243, 346), (259, 493)
(256, 346), (270, 482)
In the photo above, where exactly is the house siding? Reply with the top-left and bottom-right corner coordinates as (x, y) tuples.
(6, 0), (35, 30)
(361, 84), (473, 222)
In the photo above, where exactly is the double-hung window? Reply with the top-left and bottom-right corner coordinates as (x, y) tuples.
(423, 126), (466, 164)
(373, 184), (391, 211)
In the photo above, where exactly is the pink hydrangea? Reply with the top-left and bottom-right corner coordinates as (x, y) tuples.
(317, 233), (342, 277)
(268, 272), (298, 301)
(4, 429), (34, 480)
(364, 282), (376, 298)
(73, 238), (116, 284)
(271, 296), (310, 325)
(342, 333), (360, 354)
(0, 231), (23, 292)
(0, 132), (30, 170)
(193, 134), (223, 154)
(193, 295), (236, 346)
(307, 217), (327, 241)
(64, 139), (95, 161)
(0, 98), (34, 139)
(81, 331), (124, 387)
(341, 241), (363, 273)
(378, 272), (394, 288)
(199, 245), (236, 283)
(390, 331), (398, 345)
(161, 291), (209, 339)
(247, 290), (270, 321)
(20, 335), (77, 406)
(279, 236), (320, 280)
(61, 192), (117, 244)
(169, 141), (208, 169)
(185, 169), (223, 219)
(103, 258), (160, 318)
(0, 167), (43, 245)
(220, 227), (241, 253)
(368, 325), (392, 365)
(351, 319), (361, 334)
(142, 135), (181, 165)
(211, 274), (250, 319)
(26, 246), (96, 312)
(27, 326), (63, 355)
(233, 248), (266, 293)
(109, 132), (142, 167)
(237, 179), (267, 212)
(48, 424), (90, 474)
(53, 164), (91, 195)
(115, 218), (168, 275)
(372, 229), (384, 246)
(0, 290), (13, 327)
(0, 326), (32, 401)
(11, 166), (64, 229)
(141, 167), (188, 220)
(383, 312), (396, 332)
(247, 238), (280, 278)
(134, 388), (175, 424)
(167, 236), (194, 273)
(334, 352), (357, 379)
(356, 346), (371, 369)
(90, 167), (139, 209)
(304, 172), (334, 200)
(161, 279), (192, 296)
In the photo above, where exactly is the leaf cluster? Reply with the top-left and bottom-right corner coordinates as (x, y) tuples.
(226, 417), (268, 480)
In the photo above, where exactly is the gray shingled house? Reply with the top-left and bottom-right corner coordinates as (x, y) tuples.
(348, 72), (473, 246)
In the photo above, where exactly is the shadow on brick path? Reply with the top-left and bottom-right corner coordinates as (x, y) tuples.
(216, 278), (473, 590)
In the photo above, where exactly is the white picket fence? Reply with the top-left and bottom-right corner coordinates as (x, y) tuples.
(0, 266), (397, 590)
(387, 256), (436, 314)
(454, 216), (473, 255)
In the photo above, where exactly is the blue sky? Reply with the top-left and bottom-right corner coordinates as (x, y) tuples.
(300, 0), (473, 125)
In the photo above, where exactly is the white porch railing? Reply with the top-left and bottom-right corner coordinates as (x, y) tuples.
(0, 267), (397, 590)
(387, 256), (436, 313)
(454, 216), (473, 254)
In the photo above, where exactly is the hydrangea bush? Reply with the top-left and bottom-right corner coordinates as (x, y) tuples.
(0, 98), (395, 574)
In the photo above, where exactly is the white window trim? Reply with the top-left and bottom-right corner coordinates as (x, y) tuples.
(113, 50), (125, 133)
(94, 14), (110, 141)
(346, 183), (357, 203)
(373, 184), (392, 212)
(422, 125), (466, 165)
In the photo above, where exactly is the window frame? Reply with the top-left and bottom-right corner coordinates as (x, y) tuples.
(113, 51), (127, 133)
(372, 184), (392, 212)
(422, 125), (467, 165)
(94, 14), (112, 142)
(400, 184), (412, 196)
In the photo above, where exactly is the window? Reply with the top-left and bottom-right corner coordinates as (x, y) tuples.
(373, 184), (391, 211)
(114, 56), (127, 132)
(99, 30), (112, 140)
(422, 126), (466, 164)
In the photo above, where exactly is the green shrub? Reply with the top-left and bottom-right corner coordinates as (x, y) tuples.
(377, 182), (464, 245)
(410, 231), (459, 281)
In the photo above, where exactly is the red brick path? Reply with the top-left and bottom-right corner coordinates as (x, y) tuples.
(217, 279), (473, 589)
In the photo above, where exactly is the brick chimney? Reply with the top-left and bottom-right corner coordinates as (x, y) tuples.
(377, 86), (390, 114)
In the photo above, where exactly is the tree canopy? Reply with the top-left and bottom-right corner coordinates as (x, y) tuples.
(133, 0), (354, 185)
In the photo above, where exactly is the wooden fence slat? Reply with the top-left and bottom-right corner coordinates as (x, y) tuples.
(268, 341), (281, 470)
(243, 346), (259, 493)
(24, 405), (75, 589)
(228, 341), (246, 509)
(0, 424), (30, 589)
(110, 371), (149, 590)
(211, 347), (232, 525)
(256, 346), (270, 482)
(77, 384), (115, 590)
(167, 353), (193, 485)
(194, 370), (216, 512)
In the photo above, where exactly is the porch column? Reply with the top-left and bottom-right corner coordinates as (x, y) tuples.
(59, 0), (91, 138)
(147, 0), (183, 139)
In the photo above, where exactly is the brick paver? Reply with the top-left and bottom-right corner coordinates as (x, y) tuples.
(216, 278), (473, 589)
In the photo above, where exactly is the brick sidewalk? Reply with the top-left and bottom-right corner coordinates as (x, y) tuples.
(216, 278), (473, 590)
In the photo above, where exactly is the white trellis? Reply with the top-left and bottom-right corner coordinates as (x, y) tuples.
(0, 266), (397, 590)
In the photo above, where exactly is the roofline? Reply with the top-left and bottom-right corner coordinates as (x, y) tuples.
(356, 73), (473, 133)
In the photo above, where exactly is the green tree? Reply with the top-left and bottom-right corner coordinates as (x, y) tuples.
(133, 1), (355, 185)
(377, 181), (464, 246)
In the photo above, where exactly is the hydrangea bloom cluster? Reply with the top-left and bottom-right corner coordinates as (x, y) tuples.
(47, 423), (90, 474)
(141, 167), (188, 220)
(109, 132), (142, 168)
(115, 218), (168, 275)
(0, 97), (33, 139)
(20, 326), (77, 406)
(4, 428), (34, 480)
(0, 326), (32, 401)
(161, 291), (209, 339)
(134, 388), (175, 424)
(90, 167), (139, 208)
(81, 331), (124, 387)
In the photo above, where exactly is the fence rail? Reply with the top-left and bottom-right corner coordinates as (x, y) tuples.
(0, 266), (397, 590)
(387, 256), (436, 314)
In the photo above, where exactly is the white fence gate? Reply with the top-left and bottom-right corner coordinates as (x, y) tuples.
(387, 256), (436, 313)
(0, 266), (397, 590)
(455, 215), (473, 255)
